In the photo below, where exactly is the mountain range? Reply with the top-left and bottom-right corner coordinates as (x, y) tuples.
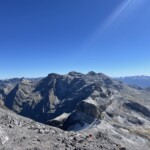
(0, 71), (150, 150)
(115, 76), (150, 88)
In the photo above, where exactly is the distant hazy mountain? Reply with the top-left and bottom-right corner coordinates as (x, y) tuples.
(115, 76), (150, 88)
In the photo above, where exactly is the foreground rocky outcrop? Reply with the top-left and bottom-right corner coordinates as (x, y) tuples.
(0, 71), (150, 150)
(0, 107), (123, 150)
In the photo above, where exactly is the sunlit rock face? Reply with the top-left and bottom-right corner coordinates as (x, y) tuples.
(0, 126), (9, 145)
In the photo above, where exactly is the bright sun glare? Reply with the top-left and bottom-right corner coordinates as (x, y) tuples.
(88, 0), (145, 44)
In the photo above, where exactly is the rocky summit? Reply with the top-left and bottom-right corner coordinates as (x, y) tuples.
(0, 71), (150, 150)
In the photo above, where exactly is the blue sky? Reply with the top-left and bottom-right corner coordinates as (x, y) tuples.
(0, 0), (150, 78)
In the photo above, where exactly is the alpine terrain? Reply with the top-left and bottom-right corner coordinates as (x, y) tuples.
(0, 71), (150, 150)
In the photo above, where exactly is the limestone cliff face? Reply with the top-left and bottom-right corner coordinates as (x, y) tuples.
(4, 72), (121, 123)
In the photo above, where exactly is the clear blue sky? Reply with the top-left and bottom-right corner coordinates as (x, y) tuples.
(0, 0), (150, 78)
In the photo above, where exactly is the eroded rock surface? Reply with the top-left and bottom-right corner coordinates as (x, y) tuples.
(0, 107), (122, 150)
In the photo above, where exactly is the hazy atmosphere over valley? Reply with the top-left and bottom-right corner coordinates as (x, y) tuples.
(0, 0), (150, 150)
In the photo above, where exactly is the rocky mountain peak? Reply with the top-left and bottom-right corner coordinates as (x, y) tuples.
(68, 71), (83, 77)
(47, 73), (61, 78)
(87, 71), (97, 76)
